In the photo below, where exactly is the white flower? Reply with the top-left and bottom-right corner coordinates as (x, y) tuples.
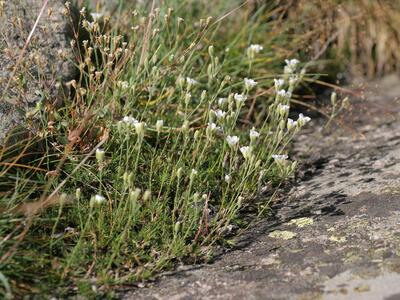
(234, 93), (247, 104)
(224, 174), (231, 183)
(155, 120), (164, 133)
(90, 194), (106, 207)
(250, 127), (260, 141)
(240, 146), (252, 160)
(117, 81), (129, 90)
(286, 58), (300, 68)
(90, 12), (103, 21)
(277, 103), (290, 115)
(122, 116), (139, 126)
(218, 97), (227, 107)
(95, 148), (105, 163)
(297, 113), (311, 126)
(186, 77), (198, 86)
(287, 118), (297, 130)
(277, 89), (292, 99)
(244, 78), (257, 90)
(272, 154), (288, 162)
(248, 44), (263, 53)
(274, 78), (285, 90)
(284, 58), (300, 74)
(207, 122), (218, 131)
(206, 122), (220, 138)
(226, 135), (239, 147)
(247, 44), (263, 59)
(94, 194), (105, 202)
(215, 109), (226, 119)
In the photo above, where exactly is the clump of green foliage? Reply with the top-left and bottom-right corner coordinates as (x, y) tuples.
(0, 1), (312, 297)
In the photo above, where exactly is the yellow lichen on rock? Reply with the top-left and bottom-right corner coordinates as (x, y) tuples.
(288, 217), (314, 228)
(269, 230), (297, 240)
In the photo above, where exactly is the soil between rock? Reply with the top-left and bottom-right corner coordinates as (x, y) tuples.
(121, 75), (400, 300)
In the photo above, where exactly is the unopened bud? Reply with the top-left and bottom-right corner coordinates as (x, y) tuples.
(143, 190), (151, 201)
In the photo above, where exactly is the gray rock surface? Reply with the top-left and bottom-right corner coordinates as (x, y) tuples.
(121, 75), (400, 300)
(0, 0), (77, 143)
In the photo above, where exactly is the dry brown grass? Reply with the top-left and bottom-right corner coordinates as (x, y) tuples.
(283, 0), (400, 78)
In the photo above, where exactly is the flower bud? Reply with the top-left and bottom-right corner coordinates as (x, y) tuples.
(181, 120), (190, 133)
(134, 122), (145, 137)
(194, 130), (201, 140)
(224, 174), (231, 183)
(156, 120), (164, 134)
(75, 188), (81, 200)
(174, 221), (181, 234)
(193, 192), (200, 202)
(128, 172), (134, 186)
(177, 76), (185, 88)
(331, 92), (337, 106)
(190, 169), (198, 182)
(201, 90), (207, 102)
(208, 45), (214, 57)
(60, 193), (67, 204)
(90, 194), (106, 208)
(177, 167), (183, 179)
(129, 188), (141, 202)
(184, 93), (192, 106)
(95, 148), (105, 163)
(143, 190), (152, 201)
(255, 160), (261, 169)
(123, 172), (129, 185)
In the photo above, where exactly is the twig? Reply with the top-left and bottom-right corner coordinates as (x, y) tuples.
(137, 0), (156, 73)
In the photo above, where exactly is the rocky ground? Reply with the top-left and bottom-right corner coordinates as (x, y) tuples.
(120, 74), (400, 300)
(0, 0), (78, 143)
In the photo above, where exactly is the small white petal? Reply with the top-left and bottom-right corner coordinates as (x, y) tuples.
(186, 77), (198, 85)
(226, 135), (239, 146)
(250, 127), (260, 140)
(215, 109), (226, 119)
(272, 154), (288, 162)
(248, 44), (263, 53)
(274, 78), (285, 90)
(240, 146), (252, 159)
(91, 12), (103, 21)
(234, 93), (247, 103)
(244, 78), (257, 90)
(218, 97), (228, 107)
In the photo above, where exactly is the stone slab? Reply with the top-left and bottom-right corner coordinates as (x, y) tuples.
(0, 0), (76, 143)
